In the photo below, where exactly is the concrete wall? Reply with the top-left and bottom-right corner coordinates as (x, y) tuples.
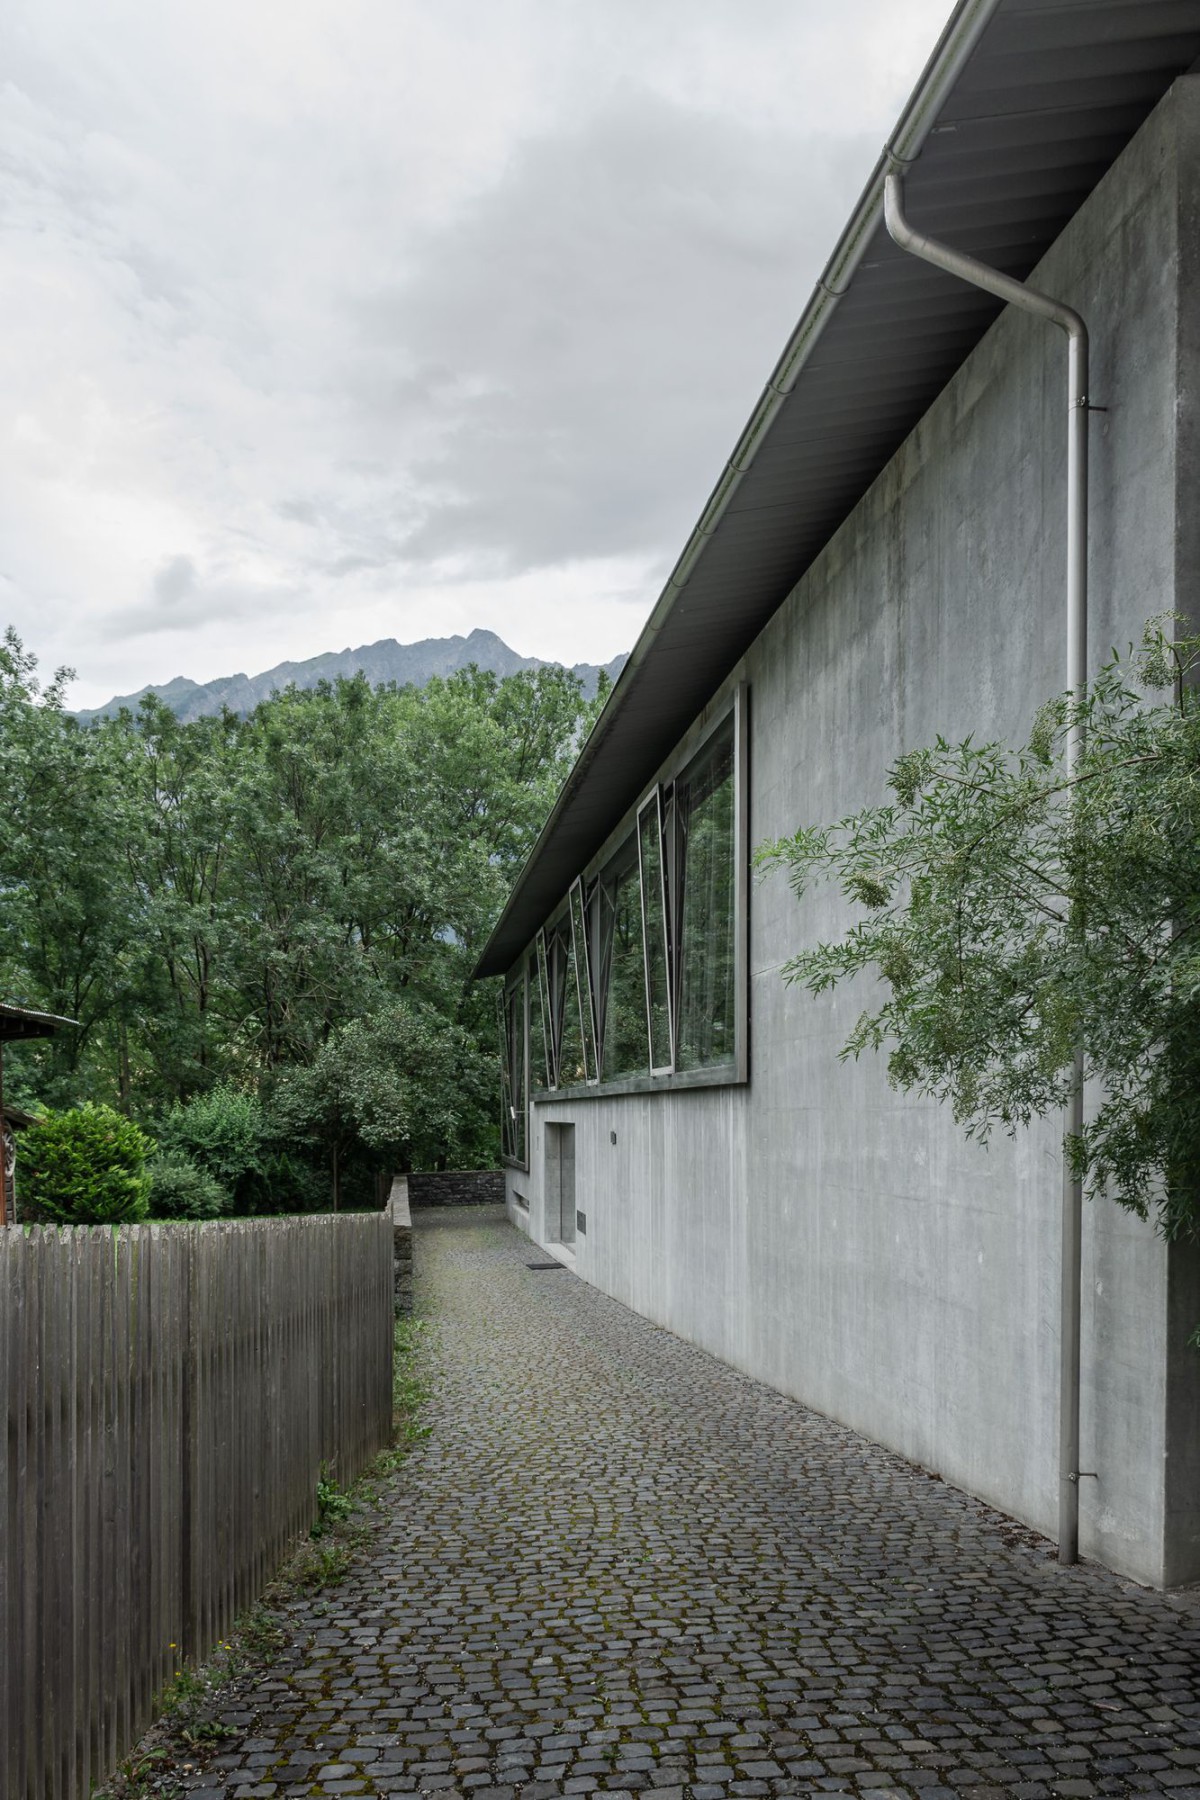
(507, 79), (1200, 1589)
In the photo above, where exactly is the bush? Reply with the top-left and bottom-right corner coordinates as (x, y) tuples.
(156, 1086), (270, 1210)
(20, 1103), (153, 1225)
(146, 1149), (229, 1220)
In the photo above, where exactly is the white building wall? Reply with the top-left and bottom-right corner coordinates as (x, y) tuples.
(508, 79), (1200, 1589)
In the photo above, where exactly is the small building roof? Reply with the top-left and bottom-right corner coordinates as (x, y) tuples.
(476, 0), (1200, 978)
(0, 1002), (80, 1043)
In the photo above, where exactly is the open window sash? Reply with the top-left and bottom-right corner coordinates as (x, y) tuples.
(569, 877), (598, 1084)
(637, 786), (675, 1075)
(498, 986), (515, 1159)
(534, 929), (554, 1088)
(502, 970), (527, 1164)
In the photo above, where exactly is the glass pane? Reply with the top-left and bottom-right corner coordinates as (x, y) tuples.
(498, 988), (514, 1159)
(535, 933), (553, 1088)
(676, 721), (736, 1071)
(601, 844), (649, 1079)
(546, 921), (568, 1085)
(570, 882), (597, 1081)
(559, 928), (588, 1087)
(590, 877), (616, 1049)
(638, 796), (672, 1070)
(506, 976), (527, 1163)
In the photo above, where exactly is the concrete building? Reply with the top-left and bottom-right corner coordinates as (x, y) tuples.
(476, 0), (1200, 1589)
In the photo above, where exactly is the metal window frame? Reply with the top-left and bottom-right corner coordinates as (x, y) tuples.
(671, 702), (746, 1082)
(568, 877), (597, 1085)
(526, 681), (749, 1100)
(500, 959), (530, 1172)
(592, 829), (647, 1083)
(636, 786), (675, 1077)
(535, 929), (554, 1089)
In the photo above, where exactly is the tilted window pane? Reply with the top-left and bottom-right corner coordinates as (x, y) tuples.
(546, 921), (568, 1086)
(638, 795), (672, 1070)
(676, 721), (736, 1071)
(498, 988), (515, 1159)
(569, 882), (597, 1081)
(559, 928), (587, 1087)
(534, 933), (553, 1088)
(601, 844), (649, 1079)
(589, 876), (615, 1049)
(506, 976), (527, 1163)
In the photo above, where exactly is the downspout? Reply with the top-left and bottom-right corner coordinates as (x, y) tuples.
(883, 168), (1090, 1568)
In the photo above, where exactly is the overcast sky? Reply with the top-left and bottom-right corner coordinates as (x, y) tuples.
(2, 0), (952, 708)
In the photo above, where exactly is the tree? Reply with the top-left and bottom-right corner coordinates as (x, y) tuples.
(0, 632), (139, 1103)
(271, 1003), (483, 1207)
(757, 621), (1200, 1253)
(20, 1103), (153, 1224)
(0, 631), (597, 1187)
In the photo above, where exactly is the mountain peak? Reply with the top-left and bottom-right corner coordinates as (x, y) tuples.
(75, 631), (628, 726)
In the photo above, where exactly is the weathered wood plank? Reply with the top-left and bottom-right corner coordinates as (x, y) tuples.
(0, 1209), (393, 1800)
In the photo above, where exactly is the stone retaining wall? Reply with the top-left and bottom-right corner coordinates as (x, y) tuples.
(407, 1170), (504, 1208)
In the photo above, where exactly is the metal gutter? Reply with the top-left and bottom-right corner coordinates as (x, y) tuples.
(474, 0), (1005, 979)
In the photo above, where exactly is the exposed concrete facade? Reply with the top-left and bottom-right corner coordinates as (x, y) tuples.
(505, 81), (1200, 1589)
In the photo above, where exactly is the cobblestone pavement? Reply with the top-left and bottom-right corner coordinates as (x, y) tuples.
(192, 1205), (1200, 1800)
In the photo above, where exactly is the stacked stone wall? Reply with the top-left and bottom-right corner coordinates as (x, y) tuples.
(407, 1170), (504, 1208)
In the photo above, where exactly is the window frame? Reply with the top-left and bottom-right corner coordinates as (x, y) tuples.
(636, 785), (675, 1077)
(524, 682), (749, 1102)
(500, 958), (530, 1171)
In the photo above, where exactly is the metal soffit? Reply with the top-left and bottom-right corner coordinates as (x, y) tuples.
(475, 0), (1200, 979)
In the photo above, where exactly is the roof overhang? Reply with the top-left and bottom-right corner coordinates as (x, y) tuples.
(0, 1002), (80, 1044)
(476, 0), (1200, 978)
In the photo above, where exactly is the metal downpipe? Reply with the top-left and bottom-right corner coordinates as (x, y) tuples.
(883, 169), (1090, 1567)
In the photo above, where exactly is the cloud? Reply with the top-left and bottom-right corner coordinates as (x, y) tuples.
(349, 95), (876, 574)
(0, 0), (955, 707)
(152, 554), (198, 607)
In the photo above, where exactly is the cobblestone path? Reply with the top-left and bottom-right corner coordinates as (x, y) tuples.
(196, 1205), (1200, 1800)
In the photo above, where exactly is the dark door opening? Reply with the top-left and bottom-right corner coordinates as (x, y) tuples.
(544, 1122), (576, 1248)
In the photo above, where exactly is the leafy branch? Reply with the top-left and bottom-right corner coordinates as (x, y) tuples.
(756, 619), (1200, 1246)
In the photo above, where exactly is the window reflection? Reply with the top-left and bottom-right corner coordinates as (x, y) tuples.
(638, 792), (672, 1071)
(599, 842), (648, 1079)
(676, 720), (736, 1070)
(515, 700), (740, 1099)
(501, 973), (527, 1163)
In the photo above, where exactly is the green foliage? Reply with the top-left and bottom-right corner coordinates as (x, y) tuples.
(757, 621), (1200, 1246)
(0, 636), (594, 1186)
(20, 1102), (153, 1224)
(312, 1464), (354, 1538)
(272, 1001), (493, 1206)
(155, 1086), (270, 1206)
(146, 1148), (229, 1220)
(391, 1318), (433, 1447)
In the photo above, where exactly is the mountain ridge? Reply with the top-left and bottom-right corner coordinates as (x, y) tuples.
(75, 628), (628, 725)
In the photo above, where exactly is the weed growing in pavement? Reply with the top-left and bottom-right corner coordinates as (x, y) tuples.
(312, 1462), (354, 1537)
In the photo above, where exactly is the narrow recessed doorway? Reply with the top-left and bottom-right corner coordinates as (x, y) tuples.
(544, 1123), (576, 1249)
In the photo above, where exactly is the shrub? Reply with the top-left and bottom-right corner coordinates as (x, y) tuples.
(20, 1103), (153, 1225)
(156, 1086), (270, 1210)
(146, 1149), (229, 1220)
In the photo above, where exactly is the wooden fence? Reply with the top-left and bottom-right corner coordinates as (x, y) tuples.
(0, 1212), (394, 1800)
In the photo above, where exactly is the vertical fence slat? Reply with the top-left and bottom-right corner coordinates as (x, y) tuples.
(1, 1209), (392, 1800)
